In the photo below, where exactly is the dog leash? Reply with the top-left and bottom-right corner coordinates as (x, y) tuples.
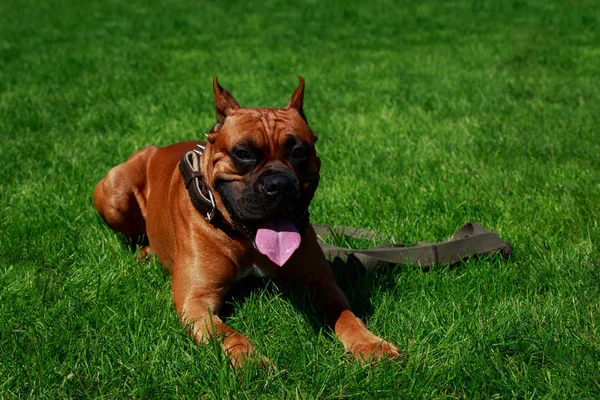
(313, 222), (511, 270)
(180, 149), (511, 269)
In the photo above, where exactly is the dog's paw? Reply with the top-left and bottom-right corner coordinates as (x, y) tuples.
(348, 338), (403, 363)
(226, 342), (272, 370)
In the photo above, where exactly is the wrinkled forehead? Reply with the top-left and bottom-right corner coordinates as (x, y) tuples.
(218, 108), (314, 148)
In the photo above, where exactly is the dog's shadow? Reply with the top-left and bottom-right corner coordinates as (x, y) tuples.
(221, 255), (399, 331)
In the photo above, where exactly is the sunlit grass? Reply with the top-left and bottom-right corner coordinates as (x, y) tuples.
(1, 0), (599, 397)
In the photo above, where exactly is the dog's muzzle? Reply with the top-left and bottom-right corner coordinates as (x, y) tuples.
(255, 171), (300, 204)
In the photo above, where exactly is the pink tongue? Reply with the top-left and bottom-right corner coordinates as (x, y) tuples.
(255, 220), (301, 266)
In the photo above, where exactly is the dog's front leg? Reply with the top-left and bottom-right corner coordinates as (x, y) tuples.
(308, 278), (401, 361)
(171, 258), (263, 368)
(282, 227), (401, 362)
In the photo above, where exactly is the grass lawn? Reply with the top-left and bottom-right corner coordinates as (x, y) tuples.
(1, 0), (599, 397)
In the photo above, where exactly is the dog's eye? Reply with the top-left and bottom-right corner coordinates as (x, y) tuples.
(291, 147), (309, 160)
(234, 150), (253, 162)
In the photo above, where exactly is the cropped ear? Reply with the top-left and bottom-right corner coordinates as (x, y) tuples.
(213, 77), (240, 130)
(286, 76), (307, 122)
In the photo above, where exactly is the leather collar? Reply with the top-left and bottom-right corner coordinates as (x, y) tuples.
(178, 147), (241, 238)
(179, 147), (217, 221)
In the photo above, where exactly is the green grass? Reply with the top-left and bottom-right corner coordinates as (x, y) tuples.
(1, 0), (599, 397)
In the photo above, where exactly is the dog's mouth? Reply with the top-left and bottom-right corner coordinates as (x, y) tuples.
(233, 214), (308, 267)
(214, 178), (314, 266)
(254, 219), (301, 266)
(226, 205), (308, 266)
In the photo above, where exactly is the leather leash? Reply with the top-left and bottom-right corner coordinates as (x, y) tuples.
(313, 222), (511, 270)
(180, 149), (512, 270)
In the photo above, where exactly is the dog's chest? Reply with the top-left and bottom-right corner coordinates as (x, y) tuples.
(237, 260), (277, 280)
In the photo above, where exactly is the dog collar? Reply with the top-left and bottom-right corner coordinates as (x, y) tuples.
(178, 145), (217, 222)
(178, 145), (250, 239)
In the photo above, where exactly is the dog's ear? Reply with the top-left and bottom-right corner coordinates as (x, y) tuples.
(286, 76), (307, 122)
(213, 77), (240, 130)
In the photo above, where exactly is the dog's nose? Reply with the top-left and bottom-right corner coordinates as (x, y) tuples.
(259, 173), (299, 199)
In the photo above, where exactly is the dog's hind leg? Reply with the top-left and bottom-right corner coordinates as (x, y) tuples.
(93, 147), (157, 250)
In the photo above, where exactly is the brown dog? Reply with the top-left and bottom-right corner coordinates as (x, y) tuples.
(93, 77), (400, 367)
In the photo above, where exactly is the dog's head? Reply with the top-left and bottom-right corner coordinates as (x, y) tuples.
(201, 77), (320, 266)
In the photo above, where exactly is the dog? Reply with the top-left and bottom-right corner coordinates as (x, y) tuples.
(93, 77), (400, 367)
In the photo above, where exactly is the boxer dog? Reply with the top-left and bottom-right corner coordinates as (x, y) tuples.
(93, 77), (400, 367)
